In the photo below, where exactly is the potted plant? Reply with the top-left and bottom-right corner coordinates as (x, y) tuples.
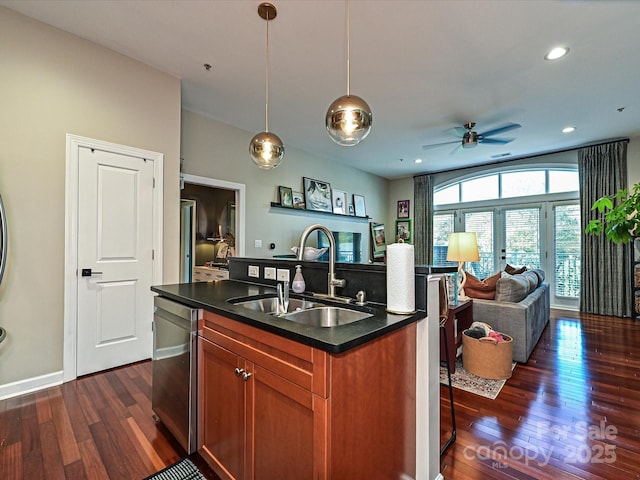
(585, 183), (640, 244)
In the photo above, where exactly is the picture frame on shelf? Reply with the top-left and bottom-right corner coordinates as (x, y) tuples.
(292, 190), (305, 209)
(370, 222), (386, 258)
(278, 186), (293, 207)
(303, 177), (333, 212)
(395, 219), (412, 243)
(353, 194), (366, 217)
(348, 204), (355, 216)
(397, 199), (410, 218)
(332, 189), (348, 214)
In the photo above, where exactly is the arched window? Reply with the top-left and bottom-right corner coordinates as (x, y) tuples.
(433, 167), (580, 309)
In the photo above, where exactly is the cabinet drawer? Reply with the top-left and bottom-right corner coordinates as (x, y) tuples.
(200, 311), (328, 396)
(193, 267), (229, 281)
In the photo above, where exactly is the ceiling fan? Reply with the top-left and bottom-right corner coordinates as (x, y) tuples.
(422, 122), (521, 154)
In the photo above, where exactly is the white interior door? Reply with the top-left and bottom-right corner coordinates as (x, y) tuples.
(76, 146), (155, 376)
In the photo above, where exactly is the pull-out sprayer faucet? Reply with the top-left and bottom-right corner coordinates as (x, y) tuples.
(297, 224), (345, 298)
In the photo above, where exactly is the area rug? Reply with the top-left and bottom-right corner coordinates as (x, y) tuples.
(144, 458), (206, 480)
(440, 358), (516, 400)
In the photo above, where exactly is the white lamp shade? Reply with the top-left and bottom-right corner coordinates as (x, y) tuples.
(446, 232), (480, 262)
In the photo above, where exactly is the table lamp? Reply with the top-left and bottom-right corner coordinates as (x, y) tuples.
(446, 232), (480, 300)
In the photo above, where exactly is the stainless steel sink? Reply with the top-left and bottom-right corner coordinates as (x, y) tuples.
(281, 306), (372, 327)
(230, 296), (324, 314)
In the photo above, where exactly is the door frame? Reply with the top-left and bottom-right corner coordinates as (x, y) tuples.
(180, 173), (246, 257)
(63, 134), (164, 382)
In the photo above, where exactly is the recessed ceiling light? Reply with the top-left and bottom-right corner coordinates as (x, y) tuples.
(414, 158), (423, 164)
(562, 126), (576, 133)
(545, 46), (569, 60)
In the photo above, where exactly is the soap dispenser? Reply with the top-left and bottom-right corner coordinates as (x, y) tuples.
(292, 265), (306, 293)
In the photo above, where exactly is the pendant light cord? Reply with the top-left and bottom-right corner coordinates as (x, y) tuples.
(346, 0), (350, 97)
(265, 9), (270, 132)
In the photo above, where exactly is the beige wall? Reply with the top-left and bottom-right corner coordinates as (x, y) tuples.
(181, 109), (389, 259)
(0, 8), (181, 386)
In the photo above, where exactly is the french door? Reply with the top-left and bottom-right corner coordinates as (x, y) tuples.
(435, 201), (580, 309)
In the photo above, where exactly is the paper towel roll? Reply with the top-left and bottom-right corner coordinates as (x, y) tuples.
(386, 242), (416, 314)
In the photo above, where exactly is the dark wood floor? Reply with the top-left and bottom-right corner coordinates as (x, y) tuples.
(0, 359), (220, 480)
(1, 309), (639, 479)
(440, 308), (640, 480)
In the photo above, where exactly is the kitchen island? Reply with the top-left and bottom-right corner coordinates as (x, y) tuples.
(152, 275), (443, 480)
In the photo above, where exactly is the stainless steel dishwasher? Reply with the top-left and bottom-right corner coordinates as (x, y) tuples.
(152, 296), (199, 454)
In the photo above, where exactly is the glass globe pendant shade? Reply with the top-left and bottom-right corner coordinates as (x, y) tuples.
(249, 131), (285, 169)
(325, 94), (373, 146)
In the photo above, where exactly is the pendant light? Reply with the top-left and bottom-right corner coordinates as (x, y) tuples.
(250, 2), (284, 169)
(325, 0), (372, 147)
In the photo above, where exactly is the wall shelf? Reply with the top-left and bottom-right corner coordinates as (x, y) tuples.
(269, 202), (371, 221)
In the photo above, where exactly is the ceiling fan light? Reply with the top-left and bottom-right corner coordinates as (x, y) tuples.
(325, 94), (373, 146)
(462, 131), (478, 148)
(249, 131), (285, 169)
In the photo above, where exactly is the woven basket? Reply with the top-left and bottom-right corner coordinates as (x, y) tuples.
(462, 330), (513, 379)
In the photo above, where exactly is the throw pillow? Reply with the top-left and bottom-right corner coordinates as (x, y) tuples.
(522, 270), (538, 290)
(464, 271), (501, 300)
(495, 273), (531, 302)
(531, 268), (545, 286)
(505, 264), (527, 275)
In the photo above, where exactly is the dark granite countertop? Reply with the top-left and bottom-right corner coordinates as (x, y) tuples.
(151, 280), (425, 354)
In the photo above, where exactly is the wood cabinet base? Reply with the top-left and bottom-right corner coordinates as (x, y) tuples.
(198, 311), (416, 479)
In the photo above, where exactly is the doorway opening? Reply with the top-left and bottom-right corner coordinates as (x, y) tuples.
(179, 174), (245, 281)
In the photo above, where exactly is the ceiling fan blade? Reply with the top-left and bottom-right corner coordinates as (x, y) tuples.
(422, 140), (460, 150)
(452, 127), (467, 138)
(479, 137), (514, 145)
(479, 123), (521, 138)
(450, 144), (464, 155)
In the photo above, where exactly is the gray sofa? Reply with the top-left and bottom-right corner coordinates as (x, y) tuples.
(470, 272), (550, 363)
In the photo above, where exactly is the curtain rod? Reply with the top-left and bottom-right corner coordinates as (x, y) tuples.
(414, 137), (630, 179)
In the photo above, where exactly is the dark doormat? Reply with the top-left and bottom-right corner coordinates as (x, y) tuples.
(144, 458), (206, 480)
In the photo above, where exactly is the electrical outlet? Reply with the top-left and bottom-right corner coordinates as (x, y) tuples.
(248, 265), (259, 278)
(277, 268), (290, 282)
(264, 267), (276, 280)
(254, 239), (262, 248)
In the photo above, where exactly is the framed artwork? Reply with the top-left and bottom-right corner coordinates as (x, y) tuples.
(353, 194), (366, 217)
(292, 190), (305, 209)
(332, 189), (348, 214)
(303, 177), (333, 212)
(370, 222), (386, 258)
(348, 204), (354, 216)
(279, 186), (293, 207)
(395, 219), (412, 243)
(397, 199), (410, 218)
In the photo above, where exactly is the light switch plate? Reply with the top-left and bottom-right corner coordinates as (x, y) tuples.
(264, 267), (276, 280)
(277, 269), (290, 282)
(248, 265), (259, 278)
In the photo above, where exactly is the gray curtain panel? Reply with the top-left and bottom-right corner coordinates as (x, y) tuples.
(578, 140), (630, 317)
(413, 174), (434, 265)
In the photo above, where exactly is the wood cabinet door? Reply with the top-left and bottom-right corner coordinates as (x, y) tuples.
(199, 337), (246, 480)
(247, 364), (321, 480)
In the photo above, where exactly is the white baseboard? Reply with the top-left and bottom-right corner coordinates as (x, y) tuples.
(0, 370), (64, 400)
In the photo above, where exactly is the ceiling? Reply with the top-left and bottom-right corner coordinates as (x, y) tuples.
(3, 0), (640, 179)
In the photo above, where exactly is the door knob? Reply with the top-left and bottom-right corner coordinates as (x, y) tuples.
(81, 268), (103, 277)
